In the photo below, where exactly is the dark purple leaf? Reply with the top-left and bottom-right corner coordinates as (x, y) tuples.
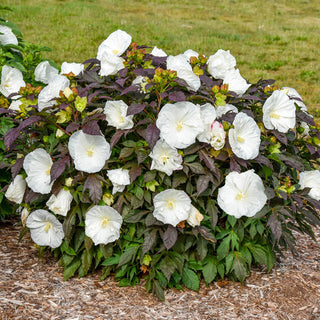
(148, 55), (167, 67)
(197, 226), (216, 243)
(110, 130), (125, 149)
(116, 77), (127, 87)
(196, 175), (210, 196)
(83, 174), (102, 204)
(291, 194), (304, 208)
(113, 195), (125, 214)
(120, 85), (139, 95)
(133, 68), (155, 77)
(296, 111), (315, 126)
(24, 189), (39, 204)
(142, 229), (158, 257)
(129, 166), (142, 183)
(198, 149), (221, 182)
(307, 144), (316, 155)
(50, 156), (70, 182)
(66, 122), (80, 133)
(199, 75), (216, 88)
(82, 58), (100, 65)
(306, 197), (320, 211)
(82, 113), (106, 124)
(87, 90), (106, 103)
(254, 154), (273, 169)
(161, 225), (178, 250)
(118, 68), (128, 77)
(267, 214), (282, 242)
(220, 111), (237, 124)
(11, 157), (24, 179)
(0, 107), (14, 115)
(241, 94), (263, 101)
(126, 103), (146, 116)
(277, 153), (304, 171)
(273, 130), (287, 145)
(168, 91), (186, 102)
(4, 116), (42, 149)
(82, 121), (101, 135)
(145, 123), (160, 150)
(230, 157), (241, 172)
(0, 161), (9, 169)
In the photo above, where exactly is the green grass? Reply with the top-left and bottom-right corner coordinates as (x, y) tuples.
(1, 0), (320, 109)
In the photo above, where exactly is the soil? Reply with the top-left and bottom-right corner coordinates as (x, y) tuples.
(0, 217), (319, 320)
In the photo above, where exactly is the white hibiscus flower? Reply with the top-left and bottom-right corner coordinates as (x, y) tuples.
(26, 209), (64, 248)
(85, 205), (123, 245)
(0, 65), (25, 98)
(23, 148), (54, 194)
(207, 49), (236, 80)
(299, 170), (320, 201)
(183, 49), (199, 61)
(187, 205), (204, 227)
(151, 46), (167, 57)
(104, 100), (134, 129)
(223, 68), (251, 97)
(97, 29), (132, 61)
(153, 189), (192, 226)
(107, 168), (130, 194)
(228, 112), (261, 160)
(68, 130), (111, 173)
(60, 62), (84, 76)
(5, 174), (26, 204)
(156, 101), (204, 149)
(99, 53), (125, 77)
(0, 25), (18, 46)
(281, 87), (307, 112)
(216, 104), (238, 119)
(37, 74), (70, 111)
(34, 61), (59, 84)
(46, 188), (73, 216)
(9, 99), (22, 111)
(217, 170), (267, 218)
(262, 90), (296, 133)
(149, 139), (183, 176)
(167, 54), (200, 92)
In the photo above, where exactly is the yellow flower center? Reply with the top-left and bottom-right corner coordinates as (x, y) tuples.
(87, 147), (94, 157)
(101, 218), (109, 228)
(161, 154), (169, 165)
(235, 192), (247, 200)
(46, 168), (51, 175)
(167, 200), (175, 209)
(112, 49), (119, 55)
(44, 222), (52, 232)
(176, 121), (184, 131)
(119, 116), (124, 123)
(4, 84), (9, 88)
(237, 136), (245, 143)
(270, 113), (280, 119)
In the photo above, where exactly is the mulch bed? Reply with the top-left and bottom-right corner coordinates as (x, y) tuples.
(0, 217), (319, 320)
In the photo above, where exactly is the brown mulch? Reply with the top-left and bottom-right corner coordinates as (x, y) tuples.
(0, 218), (320, 320)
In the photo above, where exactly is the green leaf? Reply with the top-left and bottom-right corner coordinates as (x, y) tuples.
(152, 280), (165, 301)
(185, 162), (206, 175)
(102, 254), (120, 266)
(119, 278), (131, 287)
(63, 257), (81, 280)
(225, 252), (234, 274)
(142, 229), (158, 256)
(202, 257), (217, 284)
(119, 147), (134, 159)
(217, 235), (231, 260)
(182, 266), (200, 291)
(73, 228), (85, 253)
(118, 245), (139, 267)
(172, 171), (187, 188)
(0, 117), (14, 135)
(231, 252), (248, 283)
(122, 140), (137, 148)
(206, 199), (218, 230)
(196, 236), (208, 260)
(168, 251), (184, 274)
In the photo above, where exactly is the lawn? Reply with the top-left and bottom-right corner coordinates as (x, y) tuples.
(1, 0), (320, 110)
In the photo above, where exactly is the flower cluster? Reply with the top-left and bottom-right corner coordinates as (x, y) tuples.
(1, 26), (320, 300)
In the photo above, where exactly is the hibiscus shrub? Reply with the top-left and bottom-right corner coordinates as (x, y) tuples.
(0, 17), (53, 221)
(1, 27), (320, 300)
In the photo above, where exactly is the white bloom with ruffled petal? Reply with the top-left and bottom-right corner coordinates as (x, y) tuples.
(218, 170), (267, 218)
(156, 101), (204, 149)
(26, 209), (64, 248)
(183, 49), (199, 61)
(197, 103), (226, 149)
(207, 49), (236, 80)
(5, 174), (26, 204)
(151, 46), (167, 57)
(97, 29), (132, 61)
(229, 112), (261, 160)
(104, 100), (134, 129)
(9, 99), (22, 111)
(37, 74), (70, 111)
(68, 130), (111, 173)
(0, 65), (25, 98)
(153, 189), (191, 226)
(223, 68), (251, 97)
(99, 52), (125, 77)
(107, 168), (130, 194)
(167, 55), (200, 92)
(281, 87), (307, 112)
(34, 61), (58, 84)
(216, 104), (238, 119)
(187, 205), (203, 227)
(299, 170), (320, 201)
(46, 188), (73, 216)
(150, 139), (183, 176)
(60, 62), (84, 76)
(23, 148), (54, 194)
(85, 205), (123, 245)
(262, 90), (296, 133)
(0, 25), (18, 46)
